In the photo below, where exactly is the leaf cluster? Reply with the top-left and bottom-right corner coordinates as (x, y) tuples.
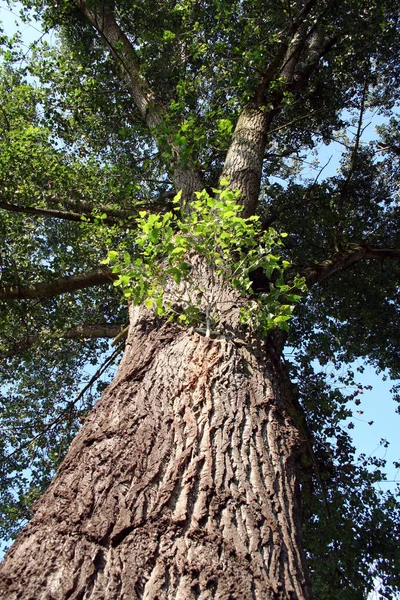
(103, 184), (306, 335)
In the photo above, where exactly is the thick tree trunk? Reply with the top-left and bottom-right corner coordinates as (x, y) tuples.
(0, 262), (311, 599)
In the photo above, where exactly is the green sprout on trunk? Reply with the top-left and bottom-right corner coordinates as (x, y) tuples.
(102, 183), (306, 335)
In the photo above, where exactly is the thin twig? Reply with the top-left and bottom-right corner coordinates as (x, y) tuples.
(302, 155), (332, 202)
(5, 343), (124, 460)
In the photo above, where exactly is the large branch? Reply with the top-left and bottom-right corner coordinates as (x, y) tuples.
(76, 1), (163, 130)
(259, 0), (320, 92)
(304, 245), (400, 286)
(62, 190), (176, 215)
(75, 1), (204, 201)
(0, 200), (122, 225)
(0, 267), (116, 300)
(0, 189), (177, 225)
(222, 3), (338, 216)
(222, 103), (279, 216)
(3, 323), (125, 358)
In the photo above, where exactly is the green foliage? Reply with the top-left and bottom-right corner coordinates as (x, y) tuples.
(289, 355), (400, 599)
(0, 48), (129, 548)
(103, 185), (306, 334)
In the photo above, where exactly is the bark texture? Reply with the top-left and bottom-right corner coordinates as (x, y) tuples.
(0, 260), (311, 599)
(222, 105), (272, 217)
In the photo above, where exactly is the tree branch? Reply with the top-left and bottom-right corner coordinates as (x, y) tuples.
(5, 341), (125, 460)
(3, 323), (126, 358)
(222, 4), (336, 215)
(258, 0), (322, 98)
(76, 1), (164, 130)
(75, 1), (204, 200)
(337, 72), (369, 216)
(304, 245), (400, 286)
(0, 189), (176, 225)
(0, 200), (122, 225)
(289, 34), (339, 92)
(62, 189), (176, 217)
(0, 267), (116, 300)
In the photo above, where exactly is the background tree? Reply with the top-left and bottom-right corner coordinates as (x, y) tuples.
(0, 0), (399, 598)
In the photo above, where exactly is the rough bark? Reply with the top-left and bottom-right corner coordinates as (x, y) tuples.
(0, 259), (311, 599)
(222, 104), (276, 217)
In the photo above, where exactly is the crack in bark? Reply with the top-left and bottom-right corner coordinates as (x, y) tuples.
(110, 525), (135, 548)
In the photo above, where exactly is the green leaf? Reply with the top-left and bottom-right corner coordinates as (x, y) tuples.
(119, 275), (130, 286)
(173, 190), (182, 203)
(170, 247), (186, 256)
(107, 250), (118, 262)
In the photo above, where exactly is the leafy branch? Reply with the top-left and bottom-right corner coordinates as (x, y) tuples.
(103, 184), (307, 335)
(304, 245), (400, 286)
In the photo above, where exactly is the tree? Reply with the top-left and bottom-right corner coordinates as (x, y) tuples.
(0, 0), (399, 597)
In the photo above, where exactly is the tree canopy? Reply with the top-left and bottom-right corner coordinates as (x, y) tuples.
(0, 0), (399, 597)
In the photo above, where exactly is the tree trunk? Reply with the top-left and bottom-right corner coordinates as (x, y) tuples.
(0, 261), (312, 599)
(222, 105), (271, 217)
